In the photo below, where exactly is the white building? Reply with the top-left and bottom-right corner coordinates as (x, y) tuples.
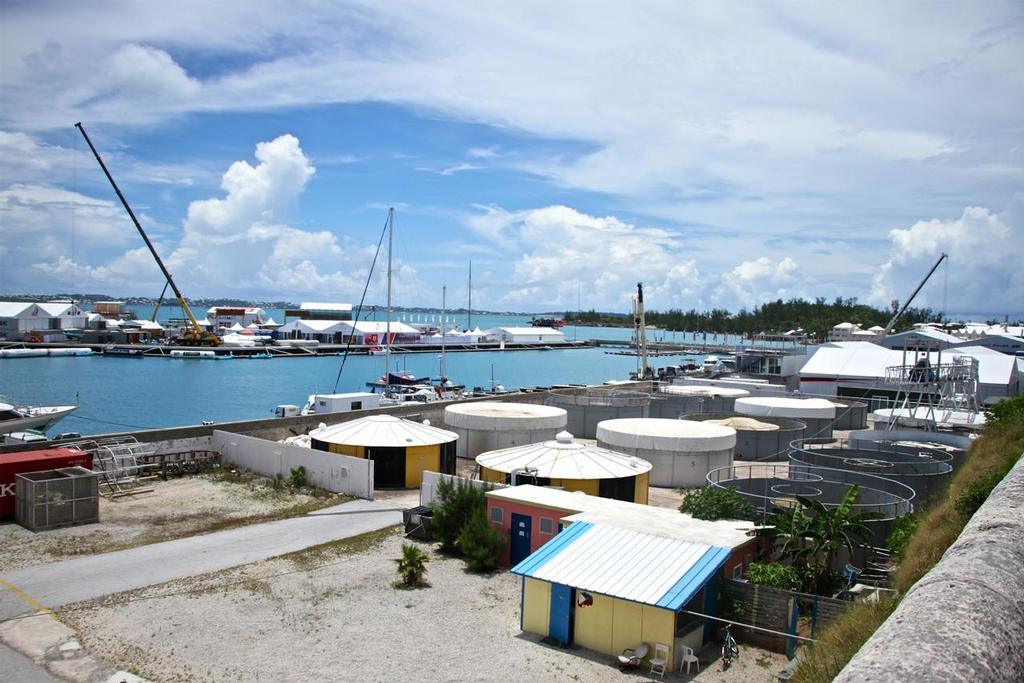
(880, 327), (962, 350)
(277, 319), (420, 344)
(828, 322), (884, 342)
(799, 341), (1019, 405)
(951, 334), (1024, 357)
(484, 326), (565, 344)
(284, 302), (353, 321)
(206, 307), (265, 330)
(0, 301), (86, 341)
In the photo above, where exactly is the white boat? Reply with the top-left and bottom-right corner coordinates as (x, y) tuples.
(169, 349), (216, 359)
(0, 401), (78, 434)
(0, 348), (48, 358)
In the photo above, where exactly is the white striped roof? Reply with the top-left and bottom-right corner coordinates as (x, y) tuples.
(526, 523), (723, 607)
(311, 414), (457, 447)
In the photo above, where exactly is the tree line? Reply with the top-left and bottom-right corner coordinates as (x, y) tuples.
(565, 296), (941, 339)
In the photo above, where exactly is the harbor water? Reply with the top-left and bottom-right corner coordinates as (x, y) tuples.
(3, 306), (794, 436)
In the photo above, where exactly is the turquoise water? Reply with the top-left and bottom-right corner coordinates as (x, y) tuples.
(1, 346), (704, 436)
(3, 306), (795, 435)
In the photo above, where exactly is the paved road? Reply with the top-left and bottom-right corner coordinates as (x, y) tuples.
(0, 499), (402, 621)
(0, 641), (63, 682)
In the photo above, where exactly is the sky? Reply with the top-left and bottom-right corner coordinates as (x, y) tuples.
(0, 1), (1022, 319)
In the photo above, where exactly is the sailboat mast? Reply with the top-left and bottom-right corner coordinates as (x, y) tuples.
(636, 281), (649, 379)
(441, 284), (447, 381)
(385, 207), (394, 388)
(468, 260), (473, 330)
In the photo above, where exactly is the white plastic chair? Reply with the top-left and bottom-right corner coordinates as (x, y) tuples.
(649, 642), (669, 678)
(681, 645), (700, 674)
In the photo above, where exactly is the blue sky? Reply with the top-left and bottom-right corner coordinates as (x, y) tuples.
(0, 1), (1022, 318)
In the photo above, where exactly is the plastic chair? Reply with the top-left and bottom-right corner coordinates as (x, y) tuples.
(681, 645), (700, 674)
(649, 642), (669, 678)
(617, 642), (649, 669)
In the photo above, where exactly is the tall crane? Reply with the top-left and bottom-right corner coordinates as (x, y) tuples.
(75, 122), (219, 346)
(880, 252), (948, 341)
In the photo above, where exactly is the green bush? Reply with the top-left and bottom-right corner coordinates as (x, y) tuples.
(886, 512), (919, 561)
(288, 466), (307, 488)
(679, 486), (757, 521)
(986, 394), (1024, 426)
(431, 477), (489, 554)
(745, 562), (803, 591)
(953, 470), (1008, 522)
(457, 508), (506, 572)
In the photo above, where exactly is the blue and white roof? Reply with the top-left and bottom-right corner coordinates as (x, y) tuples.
(512, 522), (731, 610)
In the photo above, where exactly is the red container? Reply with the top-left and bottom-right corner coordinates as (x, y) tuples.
(0, 447), (94, 519)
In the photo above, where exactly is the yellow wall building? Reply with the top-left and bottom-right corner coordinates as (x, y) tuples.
(476, 432), (652, 504)
(310, 414), (458, 489)
(513, 521), (731, 673)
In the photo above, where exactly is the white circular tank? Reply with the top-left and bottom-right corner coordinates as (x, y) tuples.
(444, 401), (568, 458)
(596, 417), (736, 487)
(653, 385), (751, 418)
(734, 397), (836, 440)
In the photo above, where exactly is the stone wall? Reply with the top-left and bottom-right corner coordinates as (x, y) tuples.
(836, 453), (1024, 683)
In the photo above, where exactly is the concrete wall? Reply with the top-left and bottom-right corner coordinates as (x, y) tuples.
(419, 471), (506, 507)
(212, 431), (373, 499)
(835, 453), (1024, 683)
(596, 440), (732, 488)
(452, 427), (563, 459)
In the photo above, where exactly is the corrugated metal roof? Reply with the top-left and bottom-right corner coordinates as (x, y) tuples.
(512, 522), (730, 610)
(0, 302), (34, 317)
(311, 414), (457, 447)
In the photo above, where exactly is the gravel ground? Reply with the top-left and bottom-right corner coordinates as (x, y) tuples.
(61, 530), (788, 682)
(0, 474), (341, 571)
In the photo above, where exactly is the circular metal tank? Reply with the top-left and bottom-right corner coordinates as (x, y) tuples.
(706, 462), (915, 547)
(444, 402), (567, 458)
(735, 396), (836, 442)
(788, 437), (954, 504)
(596, 417), (736, 488)
(829, 400), (869, 430)
(476, 431), (652, 503)
(650, 385), (751, 419)
(545, 389), (650, 438)
(682, 412), (807, 462)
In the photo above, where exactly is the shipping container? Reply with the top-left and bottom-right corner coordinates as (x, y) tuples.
(0, 447), (93, 519)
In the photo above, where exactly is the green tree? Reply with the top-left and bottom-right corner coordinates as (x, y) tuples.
(457, 508), (506, 572)
(430, 477), (490, 554)
(288, 466), (307, 488)
(393, 542), (429, 587)
(678, 486), (757, 521)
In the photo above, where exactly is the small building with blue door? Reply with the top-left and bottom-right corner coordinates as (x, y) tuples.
(511, 517), (756, 673)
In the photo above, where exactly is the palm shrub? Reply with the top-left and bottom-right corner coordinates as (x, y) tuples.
(430, 477), (489, 554)
(458, 507), (506, 572)
(393, 542), (429, 587)
(288, 465), (307, 488)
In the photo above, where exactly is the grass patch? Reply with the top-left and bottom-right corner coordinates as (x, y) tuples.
(792, 410), (1024, 682)
(278, 524), (403, 570)
(791, 596), (897, 683)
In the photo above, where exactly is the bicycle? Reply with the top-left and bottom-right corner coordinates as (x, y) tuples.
(721, 623), (740, 671)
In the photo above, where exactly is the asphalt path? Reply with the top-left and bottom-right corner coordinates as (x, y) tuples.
(0, 641), (63, 682)
(0, 498), (403, 621)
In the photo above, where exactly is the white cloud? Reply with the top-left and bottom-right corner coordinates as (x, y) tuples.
(478, 204), (805, 312)
(869, 196), (1024, 317)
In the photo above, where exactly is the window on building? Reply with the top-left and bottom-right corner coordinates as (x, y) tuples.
(539, 517), (554, 534)
(489, 506), (503, 524)
(732, 563), (744, 580)
(351, 401), (362, 410)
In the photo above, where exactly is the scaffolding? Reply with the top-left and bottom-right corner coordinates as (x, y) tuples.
(65, 436), (159, 498)
(881, 342), (980, 431)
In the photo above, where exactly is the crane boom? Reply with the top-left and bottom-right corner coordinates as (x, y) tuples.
(880, 252), (947, 340)
(75, 122), (208, 340)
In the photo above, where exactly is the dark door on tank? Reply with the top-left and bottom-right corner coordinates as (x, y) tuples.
(366, 446), (405, 488)
(598, 475), (636, 502)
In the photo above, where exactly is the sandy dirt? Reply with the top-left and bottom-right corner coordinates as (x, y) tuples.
(59, 530), (789, 682)
(0, 473), (348, 572)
